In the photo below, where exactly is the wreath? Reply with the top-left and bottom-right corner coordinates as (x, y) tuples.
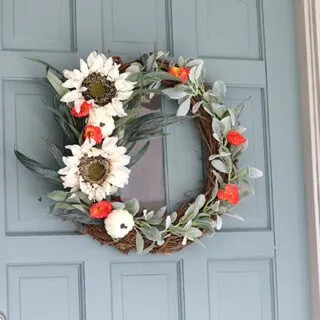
(15, 50), (263, 254)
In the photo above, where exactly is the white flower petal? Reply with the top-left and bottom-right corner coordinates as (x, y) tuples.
(62, 79), (81, 89)
(115, 79), (135, 91)
(87, 107), (115, 137)
(102, 136), (118, 149)
(110, 99), (127, 117)
(87, 51), (98, 68)
(80, 58), (89, 77)
(107, 65), (120, 81)
(89, 54), (104, 73)
(60, 90), (82, 103)
(102, 57), (114, 75)
(116, 90), (132, 101)
(125, 63), (142, 74)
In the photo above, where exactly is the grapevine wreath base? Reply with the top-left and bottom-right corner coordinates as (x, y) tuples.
(16, 50), (262, 254)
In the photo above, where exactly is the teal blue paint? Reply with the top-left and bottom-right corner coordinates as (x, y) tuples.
(0, 0), (310, 319)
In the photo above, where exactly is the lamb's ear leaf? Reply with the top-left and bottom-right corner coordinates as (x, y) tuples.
(136, 231), (144, 254)
(128, 141), (150, 168)
(14, 149), (61, 185)
(124, 198), (140, 216)
(142, 242), (155, 254)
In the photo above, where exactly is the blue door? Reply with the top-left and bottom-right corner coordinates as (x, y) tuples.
(0, 0), (310, 319)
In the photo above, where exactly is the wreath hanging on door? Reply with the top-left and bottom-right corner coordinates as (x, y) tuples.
(15, 50), (262, 254)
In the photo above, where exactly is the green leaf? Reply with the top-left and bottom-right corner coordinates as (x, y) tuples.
(125, 198), (140, 216)
(143, 210), (155, 221)
(192, 101), (203, 113)
(142, 242), (155, 254)
(14, 149), (61, 185)
(187, 227), (203, 239)
(224, 213), (244, 222)
(145, 71), (182, 82)
(45, 105), (80, 140)
(128, 141), (150, 168)
(154, 206), (167, 219)
(248, 166), (263, 178)
(50, 202), (74, 211)
(230, 142), (248, 160)
(46, 191), (69, 202)
(162, 87), (187, 100)
(50, 208), (100, 225)
(126, 132), (168, 143)
(125, 141), (137, 154)
(192, 220), (215, 233)
(125, 113), (194, 143)
(221, 116), (232, 135)
(212, 169), (223, 184)
(234, 166), (250, 180)
(148, 218), (164, 226)
(140, 226), (162, 241)
(41, 138), (64, 167)
(170, 211), (178, 223)
(177, 96), (191, 116)
(126, 72), (141, 82)
(111, 202), (125, 209)
(211, 159), (228, 173)
(136, 231), (144, 254)
(208, 151), (231, 161)
(212, 103), (227, 118)
(72, 204), (89, 215)
(211, 118), (223, 138)
(177, 56), (185, 67)
(165, 216), (171, 229)
(212, 80), (227, 102)
(25, 57), (64, 77)
(47, 69), (69, 97)
(115, 105), (140, 129)
(189, 65), (202, 83)
(75, 191), (93, 205)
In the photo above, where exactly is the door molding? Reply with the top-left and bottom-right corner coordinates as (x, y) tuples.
(295, 1), (320, 319)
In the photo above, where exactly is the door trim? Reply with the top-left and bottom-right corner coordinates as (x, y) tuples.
(295, 1), (320, 319)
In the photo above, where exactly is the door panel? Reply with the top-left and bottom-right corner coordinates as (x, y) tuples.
(0, 0), (310, 320)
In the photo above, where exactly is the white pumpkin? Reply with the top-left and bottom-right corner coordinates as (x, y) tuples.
(104, 209), (134, 238)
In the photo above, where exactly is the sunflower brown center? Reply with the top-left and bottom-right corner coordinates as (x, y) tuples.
(82, 73), (117, 106)
(89, 82), (105, 98)
(79, 155), (110, 185)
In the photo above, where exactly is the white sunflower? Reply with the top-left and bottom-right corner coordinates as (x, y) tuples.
(60, 51), (135, 118)
(87, 107), (115, 138)
(58, 138), (131, 201)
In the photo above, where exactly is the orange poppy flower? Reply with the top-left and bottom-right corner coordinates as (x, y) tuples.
(84, 125), (103, 144)
(217, 183), (239, 204)
(90, 200), (113, 219)
(226, 130), (246, 146)
(168, 66), (190, 83)
(71, 100), (92, 117)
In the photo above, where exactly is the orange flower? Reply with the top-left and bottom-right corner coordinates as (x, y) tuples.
(217, 189), (226, 201)
(71, 100), (92, 117)
(84, 125), (103, 143)
(217, 184), (239, 204)
(168, 66), (190, 83)
(90, 200), (113, 218)
(226, 130), (246, 146)
(225, 184), (239, 204)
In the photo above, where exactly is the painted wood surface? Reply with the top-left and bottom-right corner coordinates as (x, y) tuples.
(0, 0), (310, 319)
